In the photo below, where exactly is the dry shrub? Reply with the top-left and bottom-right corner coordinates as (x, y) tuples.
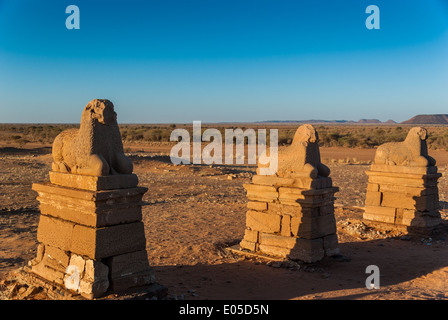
(1, 124), (448, 151)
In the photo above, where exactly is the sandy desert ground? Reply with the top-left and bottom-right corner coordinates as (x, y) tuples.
(0, 142), (447, 300)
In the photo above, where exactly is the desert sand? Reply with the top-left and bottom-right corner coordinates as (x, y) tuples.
(0, 143), (447, 300)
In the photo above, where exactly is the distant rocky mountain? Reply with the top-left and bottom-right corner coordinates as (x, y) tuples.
(259, 120), (353, 124)
(258, 118), (392, 124)
(401, 114), (448, 125)
(357, 119), (382, 124)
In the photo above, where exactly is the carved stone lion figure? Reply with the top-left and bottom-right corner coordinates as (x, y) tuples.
(275, 124), (330, 178)
(51, 99), (133, 176)
(374, 127), (436, 167)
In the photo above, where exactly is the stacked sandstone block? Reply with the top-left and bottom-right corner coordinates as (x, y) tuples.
(29, 172), (155, 299)
(240, 175), (339, 263)
(239, 124), (340, 263)
(363, 127), (443, 234)
(364, 164), (443, 234)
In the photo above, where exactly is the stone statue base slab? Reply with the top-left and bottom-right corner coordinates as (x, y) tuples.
(49, 171), (139, 191)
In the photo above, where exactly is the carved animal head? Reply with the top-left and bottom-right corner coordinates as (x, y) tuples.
(82, 99), (117, 126)
(407, 127), (428, 141)
(292, 124), (318, 145)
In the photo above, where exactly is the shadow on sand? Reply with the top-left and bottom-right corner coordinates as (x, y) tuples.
(151, 228), (448, 300)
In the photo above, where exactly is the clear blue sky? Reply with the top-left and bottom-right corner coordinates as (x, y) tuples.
(0, 0), (447, 123)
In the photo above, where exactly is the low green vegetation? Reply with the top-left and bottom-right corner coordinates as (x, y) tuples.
(1, 124), (448, 150)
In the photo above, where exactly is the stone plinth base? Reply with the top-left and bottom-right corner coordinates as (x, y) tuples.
(29, 172), (156, 299)
(363, 164), (444, 235)
(239, 175), (339, 263)
(13, 266), (166, 300)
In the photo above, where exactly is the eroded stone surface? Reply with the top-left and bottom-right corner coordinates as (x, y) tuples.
(363, 128), (443, 234)
(26, 99), (157, 299)
(259, 124), (330, 179)
(374, 127), (436, 167)
(240, 124), (339, 263)
(51, 99), (133, 176)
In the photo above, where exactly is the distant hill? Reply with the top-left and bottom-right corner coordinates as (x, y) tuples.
(401, 114), (448, 125)
(357, 119), (382, 124)
(259, 119), (355, 124)
(258, 119), (391, 124)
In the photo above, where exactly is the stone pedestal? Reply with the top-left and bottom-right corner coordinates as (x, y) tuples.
(28, 172), (155, 299)
(239, 174), (339, 263)
(363, 164), (444, 234)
